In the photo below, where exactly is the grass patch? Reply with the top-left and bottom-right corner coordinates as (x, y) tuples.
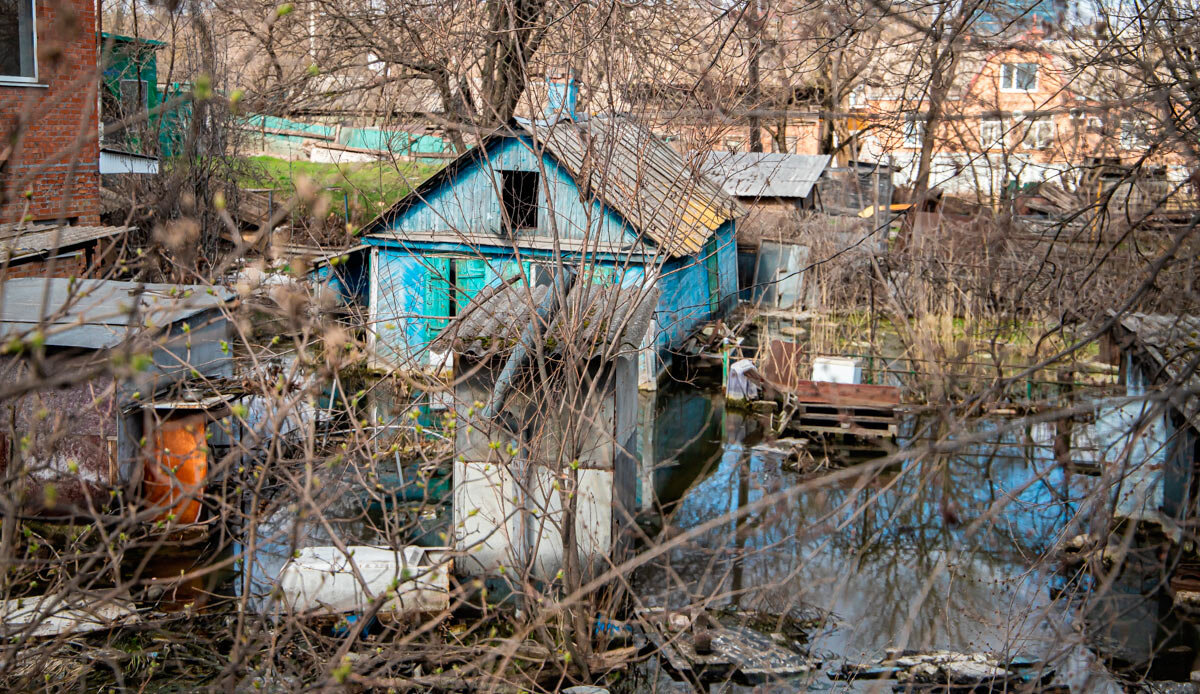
(238, 156), (443, 226)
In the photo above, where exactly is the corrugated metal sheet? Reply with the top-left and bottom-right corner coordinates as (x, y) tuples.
(695, 152), (830, 199)
(0, 223), (132, 259)
(530, 117), (741, 256)
(434, 279), (658, 360)
(0, 278), (234, 349)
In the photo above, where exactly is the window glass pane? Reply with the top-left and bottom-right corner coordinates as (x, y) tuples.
(904, 118), (923, 146)
(1002, 63), (1038, 90)
(0, 0), (36, 78)
(1017, 64), (1038, 90)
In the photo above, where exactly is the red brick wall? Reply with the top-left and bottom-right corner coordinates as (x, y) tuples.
(3, 251), (87, 279)
(0, 0), (101, 226)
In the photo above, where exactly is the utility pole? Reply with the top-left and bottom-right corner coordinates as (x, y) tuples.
(748, 0), (763, 152)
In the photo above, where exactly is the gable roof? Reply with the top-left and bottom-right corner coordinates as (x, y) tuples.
(695, 152), (831, 199)
(366, 116), (741, 257)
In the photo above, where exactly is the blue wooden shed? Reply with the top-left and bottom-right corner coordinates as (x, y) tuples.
(358, 115), (742, 387)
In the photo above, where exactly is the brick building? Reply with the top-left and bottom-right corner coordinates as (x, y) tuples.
(855, 31), (1194, 206)
(1, 0), (102, 226)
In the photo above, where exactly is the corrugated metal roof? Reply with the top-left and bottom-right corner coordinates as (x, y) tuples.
(0, 278), (234, 349)
(695, 152), (831, 199)
(0, 223), (132, 260)
(529, 117), (741, 256)
(1113, 312), (1200, 431)
(434, 279), (658, 360)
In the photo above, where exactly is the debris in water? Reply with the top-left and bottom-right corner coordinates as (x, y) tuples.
(639, 608), (818, 683)
(831, 651), (1056, 691)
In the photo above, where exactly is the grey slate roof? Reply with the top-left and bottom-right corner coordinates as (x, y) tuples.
(0, 223), (133, 260)
(0, 278), (234, 349)
(695, 152), (831, 199)
(434, 279), (659, 360)
(1113, 312), (1200, 430)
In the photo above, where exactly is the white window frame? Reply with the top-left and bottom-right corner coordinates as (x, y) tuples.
(1000, 62), (1038, 92)
(980, 118), (1003, 149)
(1119, 119), (1149, 149)
(903, 117), (924, 147)
(0, 0), (39, 85)
(1022, 118), (1054, 150)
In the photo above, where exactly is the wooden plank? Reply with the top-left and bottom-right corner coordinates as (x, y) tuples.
(795, 423), (897, 438)
(780, 379), (900, 407)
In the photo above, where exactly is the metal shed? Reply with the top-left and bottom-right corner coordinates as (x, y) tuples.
(0, 278), (239, 521)
(695, 152), (831, 202)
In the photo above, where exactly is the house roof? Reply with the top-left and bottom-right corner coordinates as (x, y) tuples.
(1113, 312), (1200, 431)
(367, 116), (741, 257)
(695, 152), (831, 199)
(528, 117), (740, 255)
(0, 278), (233, 350)
(433, 279), (659, 360)
(0, 223), (133, 261)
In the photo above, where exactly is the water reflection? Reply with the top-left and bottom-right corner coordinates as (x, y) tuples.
(205, 380), (1193, 690)
(630, 384), (1167, 689)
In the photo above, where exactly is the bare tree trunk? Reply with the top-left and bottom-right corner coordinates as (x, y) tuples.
(748, 0), (763, 152)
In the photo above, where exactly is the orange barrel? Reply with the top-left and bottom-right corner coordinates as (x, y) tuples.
(145, 413), (208, 524)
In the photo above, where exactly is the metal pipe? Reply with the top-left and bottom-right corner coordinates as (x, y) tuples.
(481, 268), (576, 420)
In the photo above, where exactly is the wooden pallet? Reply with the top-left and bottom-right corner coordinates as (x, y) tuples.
(789, 402), (899, 437)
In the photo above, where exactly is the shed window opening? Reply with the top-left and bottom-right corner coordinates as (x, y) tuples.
(501, 170), (539, 231)
(1001, 62), (1038, 91)
(1, 0), (36, 79)
(103, 78), (151, 141)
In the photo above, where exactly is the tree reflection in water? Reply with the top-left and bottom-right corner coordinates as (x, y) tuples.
(631, 385), (1182, 690)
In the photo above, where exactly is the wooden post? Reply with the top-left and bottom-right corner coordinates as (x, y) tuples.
(1054, 368), (1074, 468)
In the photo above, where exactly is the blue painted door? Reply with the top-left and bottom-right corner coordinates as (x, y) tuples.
(455, 258), (488, 309)
(703, 238), (720, 315)
(424, 257), (451, 342)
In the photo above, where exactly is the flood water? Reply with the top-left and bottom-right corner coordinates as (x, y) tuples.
(219, 380), (1200, 691)
(630, 383), (1199, 691)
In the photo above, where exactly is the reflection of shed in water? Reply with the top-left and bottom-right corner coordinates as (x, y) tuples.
(0, 279), (240, 523)
(436, 273), (657, 579)
(635, 385), (725, 512)
(1097, 313), (1200, 529)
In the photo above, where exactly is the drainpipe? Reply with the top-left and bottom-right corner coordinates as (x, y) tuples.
(482, 268), (576, 420)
